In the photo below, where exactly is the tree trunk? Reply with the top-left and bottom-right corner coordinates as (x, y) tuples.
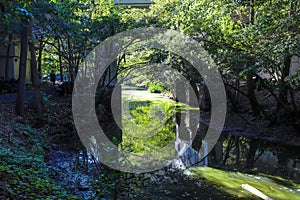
(214, 137), (224, 167)
(235, 136), (240, 166)
(16, 19), (28, 116)
(246, 140), (258, 169)
(29, 27), (43, 113)
(67, 38), (74, 83)
(277, 55), (291, 109)
(58, 39), (63, 82)
(226, 84), (239, 112)
(276, 55), (291, 121)
(37, 39), (44, 77)
(189, 80), (200, 106)
(249, 0), (255, 24)
(247, 73), (260, 115)
(246, 1), (260, 115)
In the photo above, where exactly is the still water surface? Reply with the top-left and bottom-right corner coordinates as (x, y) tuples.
(50, 88), (300, 199)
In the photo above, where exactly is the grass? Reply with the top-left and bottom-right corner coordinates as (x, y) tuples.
(122, 89), (200, 111)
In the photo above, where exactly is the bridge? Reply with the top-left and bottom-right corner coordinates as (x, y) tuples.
(114, 0), (154, 8)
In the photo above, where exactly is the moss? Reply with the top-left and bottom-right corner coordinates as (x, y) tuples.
(187, 167), (300, 200)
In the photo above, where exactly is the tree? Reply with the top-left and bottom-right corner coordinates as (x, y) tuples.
(15, 17), (29, 116)
(29, 25), (43, 114)
(2, 1), (50, 115)
(147, 0), (300, 123)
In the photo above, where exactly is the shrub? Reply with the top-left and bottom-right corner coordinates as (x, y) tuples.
(148, 82), (164, 93)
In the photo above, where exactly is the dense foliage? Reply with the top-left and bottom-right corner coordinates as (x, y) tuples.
(0, 0), (300, 199)
(2, 0), (299, 121)
(145, 0), (300, 123)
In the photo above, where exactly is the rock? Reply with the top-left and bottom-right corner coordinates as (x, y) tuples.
(164, 190), (171, 195)
(78, 185), (89, 191)
(23, 131), (30, 137)
(173, 178), (178, 185)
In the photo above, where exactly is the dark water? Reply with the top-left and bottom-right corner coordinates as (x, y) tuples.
(208, 134), (300, 183)
(48, 90), (300, 199)
(48, 131), (300, 199)
(48, 134), (235, 200)
(48, 135), (97, 199)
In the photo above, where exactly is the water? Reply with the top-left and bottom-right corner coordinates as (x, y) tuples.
(48, 88), (300, 199)
(48, 135), (98, 199)
(209, 134), (300, 183)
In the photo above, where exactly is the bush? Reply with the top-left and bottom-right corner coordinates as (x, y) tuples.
(148, 82), (164, 93)
(0, 78), (18, 94)
(56, 82), (73, 96)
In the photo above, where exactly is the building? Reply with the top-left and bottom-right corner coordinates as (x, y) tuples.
(0, 40), (32, 82)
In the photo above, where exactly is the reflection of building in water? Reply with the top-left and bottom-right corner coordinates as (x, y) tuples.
(172, 81), (208, 169)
